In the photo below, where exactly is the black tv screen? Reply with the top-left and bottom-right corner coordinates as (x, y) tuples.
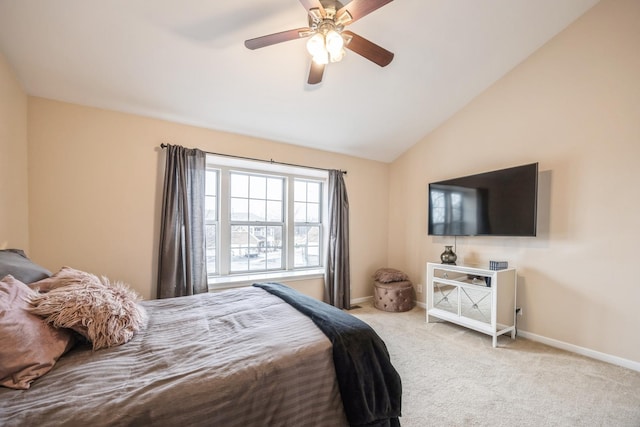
(428, 163), (538, 236)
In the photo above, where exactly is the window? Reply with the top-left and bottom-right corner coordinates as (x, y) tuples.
(294, 180), (322, 268)
(205, 155), (326, 282)
(229, 172), (284, 272)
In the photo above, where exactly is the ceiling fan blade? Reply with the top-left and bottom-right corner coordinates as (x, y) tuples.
(308, 61), (325, 85)
(244, 28), (312, 50)
(299, 0), (325, 14)
(343, 31), (394, 67)
(337, 0), (393, 24)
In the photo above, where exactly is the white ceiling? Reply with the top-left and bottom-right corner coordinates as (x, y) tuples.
(0, 0), (598, 162)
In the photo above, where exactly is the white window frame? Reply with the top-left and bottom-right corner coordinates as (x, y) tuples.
(205, 154), (328, 289)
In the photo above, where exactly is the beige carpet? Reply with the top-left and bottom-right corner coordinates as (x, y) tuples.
(349, 302), (640, 427)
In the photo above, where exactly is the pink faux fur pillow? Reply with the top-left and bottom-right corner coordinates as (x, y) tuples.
(29, 273), (146, 350)
(28, 266), (97, 293)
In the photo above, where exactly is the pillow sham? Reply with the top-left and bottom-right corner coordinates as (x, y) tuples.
(0, 249), (51, 284)
(373, 268), (410, 283)
(28, 266), (97, 293)
(0, 275), (74, 390)
(29, 273), (146, 351)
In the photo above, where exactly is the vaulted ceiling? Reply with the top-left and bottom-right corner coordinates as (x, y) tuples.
(0, 0), (599, 162)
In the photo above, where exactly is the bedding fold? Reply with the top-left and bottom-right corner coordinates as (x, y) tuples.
(253, 282), (402, 427)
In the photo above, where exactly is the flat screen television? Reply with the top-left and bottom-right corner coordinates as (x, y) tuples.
(428, 163), (538, 237)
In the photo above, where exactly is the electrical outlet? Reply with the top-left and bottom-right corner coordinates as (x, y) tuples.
(516, 307), (523, 316)
(416, 283), (423, 293)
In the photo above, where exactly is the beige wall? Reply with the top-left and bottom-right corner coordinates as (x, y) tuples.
(388, 0), (640, 364)
(26, 98), (389, 301)
(0, 51), (29, 250)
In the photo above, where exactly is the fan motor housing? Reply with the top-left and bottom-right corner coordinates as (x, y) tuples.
(308, 0), (345, 25)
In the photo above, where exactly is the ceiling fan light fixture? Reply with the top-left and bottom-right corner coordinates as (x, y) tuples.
(329, 48), (346, 63)
(244, 0), (395, 84)
(325, 29), (344, 55)
(306, 33), (325, 57)
(312, 51), (329, 65)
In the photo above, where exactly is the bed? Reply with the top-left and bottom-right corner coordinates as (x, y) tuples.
(0, 255), (402, 427)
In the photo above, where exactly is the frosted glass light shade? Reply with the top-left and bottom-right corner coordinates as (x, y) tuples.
(312, 51), (329, 64)
(306, 33), (325, 57)
(329, 48), (345, 63)
(325, 30), (344, 56)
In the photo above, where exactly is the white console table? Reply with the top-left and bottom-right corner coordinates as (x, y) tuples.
(426, 262), (517, 347)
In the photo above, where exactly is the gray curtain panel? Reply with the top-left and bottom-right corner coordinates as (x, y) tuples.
(324, 170), (350, 309)
(157, 144), (207, 298)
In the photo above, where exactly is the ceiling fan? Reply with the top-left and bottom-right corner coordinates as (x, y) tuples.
(244, 0), (394, 85)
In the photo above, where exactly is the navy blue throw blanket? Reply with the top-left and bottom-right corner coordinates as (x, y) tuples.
(253, 283), (402, 427)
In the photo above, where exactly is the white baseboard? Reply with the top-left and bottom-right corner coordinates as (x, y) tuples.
(351, 295), (373, 305)
(517, 330), (640, 373)
(375, 296), (640, 373)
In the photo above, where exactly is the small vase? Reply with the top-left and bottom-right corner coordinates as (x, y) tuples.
(440, 246), (457, 265)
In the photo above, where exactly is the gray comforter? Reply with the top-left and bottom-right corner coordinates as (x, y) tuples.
(0, 287), (348, 426)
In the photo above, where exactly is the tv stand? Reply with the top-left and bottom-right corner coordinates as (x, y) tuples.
(426, 262), (517, 347)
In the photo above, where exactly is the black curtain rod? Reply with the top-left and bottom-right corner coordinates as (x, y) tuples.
(160, 143), (346, 175)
